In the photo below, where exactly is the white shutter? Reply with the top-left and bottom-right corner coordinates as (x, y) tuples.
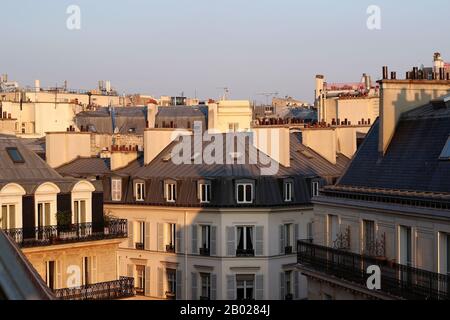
(255, 274), (264, 300)
(191, 272), (198, 300)
(158, 223), (164, 252)
(56, 261), (62, 289)
(226, 275), (235, 300)
(294, 271), (300, 300)
(294, 224), (300, 252)
(280, 272), (286, 300)
(157, 267), (164, 298)
(210, 226), (217, 256)
(176, 224), (183, 253)
(211, 274), (217, 300)
(127, 264), (134, 278)
(280, 225), (285, 254)
(226, 227), (235, 256)
(145, 266), (151, 296)
(145, 222), (151, 250)
(92, 256), (98, 284)
(191, 225), (198, 254)
(176, 270), (183, 300)
(128, 221), (134, 248)
(256, 226), (264, 256)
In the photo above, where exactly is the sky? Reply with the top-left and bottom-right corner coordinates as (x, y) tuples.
(2, 0), (450, 103)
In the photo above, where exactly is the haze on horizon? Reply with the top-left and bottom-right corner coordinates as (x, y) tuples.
(2, 0), (450, 104)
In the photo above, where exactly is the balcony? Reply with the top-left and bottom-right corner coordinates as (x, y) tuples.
(135, 242), (144, 250)
(165, 291), (176, 300)
(4, 219), (127, 248)
(297, 240), (450, 300)
(285, 246), (293, 255)
(166, 244), (176, 253)
(236, 248), (255, 257)
(199, 247), (210, 256)
(54, 277), (135, 300)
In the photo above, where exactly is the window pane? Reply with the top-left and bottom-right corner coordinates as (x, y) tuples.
(237, 185), (244, 202)
(245, 185), (252, 202)
(7, 148), (24, 163)
(246, 227), (253, 250)
(237, 227), (244, 250)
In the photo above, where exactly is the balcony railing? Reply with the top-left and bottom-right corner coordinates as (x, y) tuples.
(166, 244), (175, 253)
(297, 240), (450, 300)
(54, 277), (135, 300)
(236, 248), (255, 257)
(199, 247), (210, 256)
(4, 219), (127, 248)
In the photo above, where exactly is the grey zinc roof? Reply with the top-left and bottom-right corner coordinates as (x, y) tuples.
(56, 157), (111, 177)
(336, 104), (450, 195)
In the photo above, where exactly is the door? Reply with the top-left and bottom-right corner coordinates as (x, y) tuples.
(46, 261), (56, 290)
(37, 203), (51, 239)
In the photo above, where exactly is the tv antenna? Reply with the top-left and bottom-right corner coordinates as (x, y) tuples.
(256, 92), (279, 105)
(217, 87), (230, 101)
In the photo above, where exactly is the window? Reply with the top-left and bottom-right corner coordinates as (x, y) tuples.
(1, 204), (16, 229)
(328, 215), (339, 246)
(136, 221), (145, 250)
(228, 123), (239, 132)
(363, 220), (375, 254)
(166, 223), (176, 252)
(136, 265), (145, 295)
(200, 225), (210, 255)
(200, 273), (211, 300)
(6, 147), (24, 163)
(135, 182), (145, 201)
(73, 200), (87, 224)
(37, 202), (51, 228)
(399, 226), (412, 267)
(236, 183), (253, 204)
(45, 261), (56, 290)
(166, 269), (176, 296)
(284, 271), (293, 300)
(439, 136), (450, 160)
(237, 226), (254, 256)
(311, 181), (319, 197)
(111, 179), (122, 201)
(199, 183), (211, 203)
(284, 181), (293, 202)
(236, 275), (254, 300)
(284, 224), (293, 252)
(165, 182), (176, 202)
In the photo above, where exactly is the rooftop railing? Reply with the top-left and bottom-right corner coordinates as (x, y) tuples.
(297, 240), (450, 300)
(4, 219), (127, 248)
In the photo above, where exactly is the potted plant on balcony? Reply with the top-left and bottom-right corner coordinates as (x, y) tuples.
(103, 211), (118, 235)
(56, 210), (72, 233)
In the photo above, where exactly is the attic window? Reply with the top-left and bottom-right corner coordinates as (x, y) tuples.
(6, 147), (24, 163)
(439, 136), (450, 160)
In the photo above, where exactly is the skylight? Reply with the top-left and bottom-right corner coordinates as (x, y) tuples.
(439, 136), (450, 160)
(6, 147), (25, 163)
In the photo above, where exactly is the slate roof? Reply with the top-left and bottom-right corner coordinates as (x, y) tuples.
(56, 157), (111, 178)
(105, 132), (349, 207)
(335, 103), (450, 196)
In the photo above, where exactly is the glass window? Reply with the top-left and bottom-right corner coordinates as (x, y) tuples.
(167, 269), (176, 295)
(363, 220), (375, 253)
(312, 181), (319, 197)
(135, 182), (145, 201)
(6, 147), (24, 163)
(200, 273), (211, 299)
(1, 204), (16, 229)
(236, 275), (254, 300)
(237, 226), (254, 254)
(284, 224), (292, 247)
(165, 183), (176, 202)
(237, 183), (253, 204)
(200, 183), (211, 203)
(111, 179), (122, 201)
(284, 182), (293, 202)
(439, 136), (450, 159)
(136, 221), (145, 248)
(285, 271), (292, 297)
(201, 225), (210, 249)
(136, 265), (145, 295)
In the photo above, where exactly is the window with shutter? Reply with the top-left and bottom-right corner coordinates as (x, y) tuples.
(211, 274), (217, 300)
(191, 272), (198, 300)
(226, 226), (235, 256)
(145, 266), (151, 296)
(210, 226), (217, 256)
(226, 275), (235, 300)
(111, 179), (122, 201)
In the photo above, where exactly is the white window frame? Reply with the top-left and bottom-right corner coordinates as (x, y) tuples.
(111, 179), (122, 201)
(165, 183), (176, 203)
(236, 226), (254, 250)
(135, 182), (145, 202)
(236, 183), (254, 204)
(284, 223), (293, 247)
(1, 204), (17, 229)
(284, 182), (293, 202)
(199, 183), (211, 203)
(311, 181), (319, 197)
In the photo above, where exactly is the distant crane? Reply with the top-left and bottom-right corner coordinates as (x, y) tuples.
(256, 92), (279, 105)
(217, 87), (230, 101)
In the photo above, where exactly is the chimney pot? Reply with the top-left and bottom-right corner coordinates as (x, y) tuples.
(382, 66), (389, 80)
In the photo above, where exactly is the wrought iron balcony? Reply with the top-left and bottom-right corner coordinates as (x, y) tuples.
(285, 246), (293, 255)
(4, 219), (127, 248)
(54, 277), (134, 300)
(236, 248), (255, 257)
(363, 233), (386, 258)
(297, 240), (450, 300)
(166, 244), (176, 253)
(199, 247), (210, 256)
(135, 242), (144, 250)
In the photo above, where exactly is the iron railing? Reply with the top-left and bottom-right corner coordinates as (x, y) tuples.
(4, 219), (127, 248)
(297, 240), (450, 300)
(54, 277), (134, 300)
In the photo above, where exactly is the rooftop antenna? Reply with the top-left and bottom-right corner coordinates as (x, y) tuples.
(256, 92), (279, 105)
(217, 87), (230, 101)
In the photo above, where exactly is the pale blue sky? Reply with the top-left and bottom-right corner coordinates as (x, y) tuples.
(2, 0), (450, 103)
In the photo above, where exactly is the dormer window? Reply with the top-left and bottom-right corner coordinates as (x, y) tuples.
(6, 147), (25, 163)
(135, 182), (145, 202)
(311, 181), (319, 197)
(198, 181), (211, 203)
(284, 181), (293, 202)
(439, 136), (450, 160)
(236, 182), (253, 204)
(165, 181), (177, 203)
(111, 178), (122, 201)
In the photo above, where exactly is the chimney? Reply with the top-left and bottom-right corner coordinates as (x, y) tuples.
(110, 148), (138, 171)
(382, 66), (389, 80)
(46, 132), (91, 168)
(146, 103), (159, 129)
(34, 80), (40, 93)
(144, 128), (191, 165)
(301, 127), (337, 164)
(378, 69), (450, 155)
